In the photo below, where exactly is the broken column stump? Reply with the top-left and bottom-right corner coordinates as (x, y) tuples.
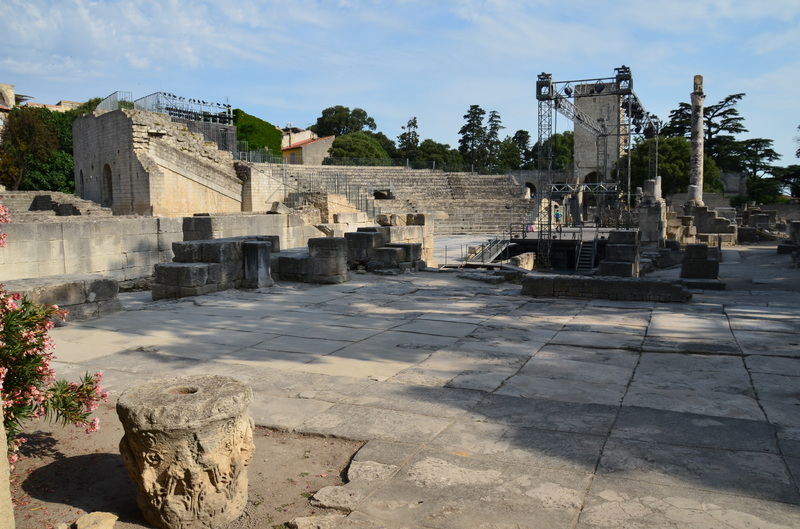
(116, 376), (255, 529)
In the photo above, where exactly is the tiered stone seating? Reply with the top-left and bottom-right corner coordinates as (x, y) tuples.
(285, 166), (535, 235)
(0, 191), (112, 218)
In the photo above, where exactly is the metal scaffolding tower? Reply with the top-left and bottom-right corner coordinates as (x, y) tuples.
(535, 66), (659, 269)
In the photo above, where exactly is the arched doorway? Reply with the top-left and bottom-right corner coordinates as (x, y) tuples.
(101, 164), (113, 208)
(525, 182), (536, 199)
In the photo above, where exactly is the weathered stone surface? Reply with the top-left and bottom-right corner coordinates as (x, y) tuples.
(268, 201), (292, 214)
(685, 243), (709, 260)
(242, 240), (274, 288)
(117, 375), (254, 529)
(287, 514), (348, 529)
(521, 275), (690, 302)
(74, 511), (119, 529)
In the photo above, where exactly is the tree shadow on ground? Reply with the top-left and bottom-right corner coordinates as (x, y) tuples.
(21, 452), (144, 525)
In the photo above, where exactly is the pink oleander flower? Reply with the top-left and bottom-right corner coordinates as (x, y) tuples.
(85, 417), (100, 433)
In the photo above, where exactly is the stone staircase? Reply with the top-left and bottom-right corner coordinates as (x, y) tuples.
(0, 191), (113, 219)
(286, 166), (535, 235)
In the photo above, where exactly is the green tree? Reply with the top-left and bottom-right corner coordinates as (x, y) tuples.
(458, 105), (487, 170)
(485, 110), (504, 171)
(795, 124), (800, 158)
(233, 109), (282, 153)
(774, 164), (800, 197)
(327, 132), (391, 164)
(622, 136), (721, 196)
(532, 131), (574, 171)
(661, 93), (748, 169)
(310, 106), (376, 137)
(496, 136), (521, 172)
(416, 139), (464, 171)
(733, 138), (783, 203)
(364, 131), (398, 159)
(397, 117), (420, 160)
(0, 98), (100, 192)
(0, 106), (60, 190)
(512, 130), (534, 169)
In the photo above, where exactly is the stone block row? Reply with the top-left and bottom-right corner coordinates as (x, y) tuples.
(274, 237), (349, 284)
(521, 274), (691, 303)
(153, 236), (278, 300)
(3, 274), (122, 321)
(344, 222), (426, 272)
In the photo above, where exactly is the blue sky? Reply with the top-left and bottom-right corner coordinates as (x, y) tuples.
(3, 0), (799, 164)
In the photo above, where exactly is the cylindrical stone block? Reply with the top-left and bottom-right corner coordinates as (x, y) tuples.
(117, 376), (254, 529)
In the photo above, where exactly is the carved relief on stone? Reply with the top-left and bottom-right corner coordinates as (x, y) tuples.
(117, 376), (254, 529)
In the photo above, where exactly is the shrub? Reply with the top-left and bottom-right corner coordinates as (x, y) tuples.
(0, 201), (107, 464)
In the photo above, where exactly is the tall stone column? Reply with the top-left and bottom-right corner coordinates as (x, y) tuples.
(688, 75), (705, 207)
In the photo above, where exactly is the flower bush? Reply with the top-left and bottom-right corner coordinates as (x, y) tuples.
(1, 201), (107, 464)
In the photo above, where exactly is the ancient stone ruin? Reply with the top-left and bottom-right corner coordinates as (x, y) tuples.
(116, 375), (254, 529)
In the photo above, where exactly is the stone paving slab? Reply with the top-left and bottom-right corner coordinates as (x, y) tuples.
(389, 319), (478, 338)
(495, 374), (629, 406)
(510, 356), (635, 387)
(578, 476), (800, 528)
(750, 372), (800, 405)
(217, 347), (320, 369)
(549, 329), (644, 350)
(428, 420), (605, 473)
(534, 344), (640, 369)
(648, 311), (734, 339)
(630, 354), (754, 395)
(298, 404), (454, 444)
(250, 395), (335, 430)
(247, 334), (352, 354)
(641, 336), (742, 355)
(734, 330), (800, 357)
(611, 406), (777, 452)
(598, 438), (798, 504)
(354, 449), (590, 529)
(622, 386), (765, 420)
(745, 355), (800, 376)
(342, 383), (483, 419)
(39, 252), (800, 529)
(469, 394), (619, 435)
(559, 321), (646, 336)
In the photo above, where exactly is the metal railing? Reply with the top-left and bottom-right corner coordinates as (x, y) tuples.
(286, 170), (381, 218)
(234, 143), (284, 164)
(96, 91), (133, 111)
(467, 236), (509, 263)
(321, 157), (476, 173)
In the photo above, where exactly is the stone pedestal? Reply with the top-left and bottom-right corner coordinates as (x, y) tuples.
(117, 376), (254, 529)
(242, 240), (274, 288)
(596, 230), (641, 278)
(680, 243), (719, 279)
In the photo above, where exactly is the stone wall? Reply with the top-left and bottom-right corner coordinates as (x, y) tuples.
(303, 192), (359, 223)
(573, 84), (625, 182)
(0, 213), (373, 282)
(3, 274), (122, 320)
(237, 162), (288, 213)
(73, 109), (242, 216)
(522, 274), (691, 303)
(0, 217), (182, 281)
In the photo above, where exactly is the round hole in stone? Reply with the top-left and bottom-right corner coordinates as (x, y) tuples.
(168, 386), (199, 395)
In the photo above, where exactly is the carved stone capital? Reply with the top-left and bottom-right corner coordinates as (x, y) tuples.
(117, 376), (254, 529)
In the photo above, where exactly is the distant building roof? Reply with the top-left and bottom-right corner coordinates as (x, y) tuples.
(281, 135), (334, 150)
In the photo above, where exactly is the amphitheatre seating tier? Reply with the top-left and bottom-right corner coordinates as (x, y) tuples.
(1, 191), (112, 217)
(286, 166), (534, 235)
